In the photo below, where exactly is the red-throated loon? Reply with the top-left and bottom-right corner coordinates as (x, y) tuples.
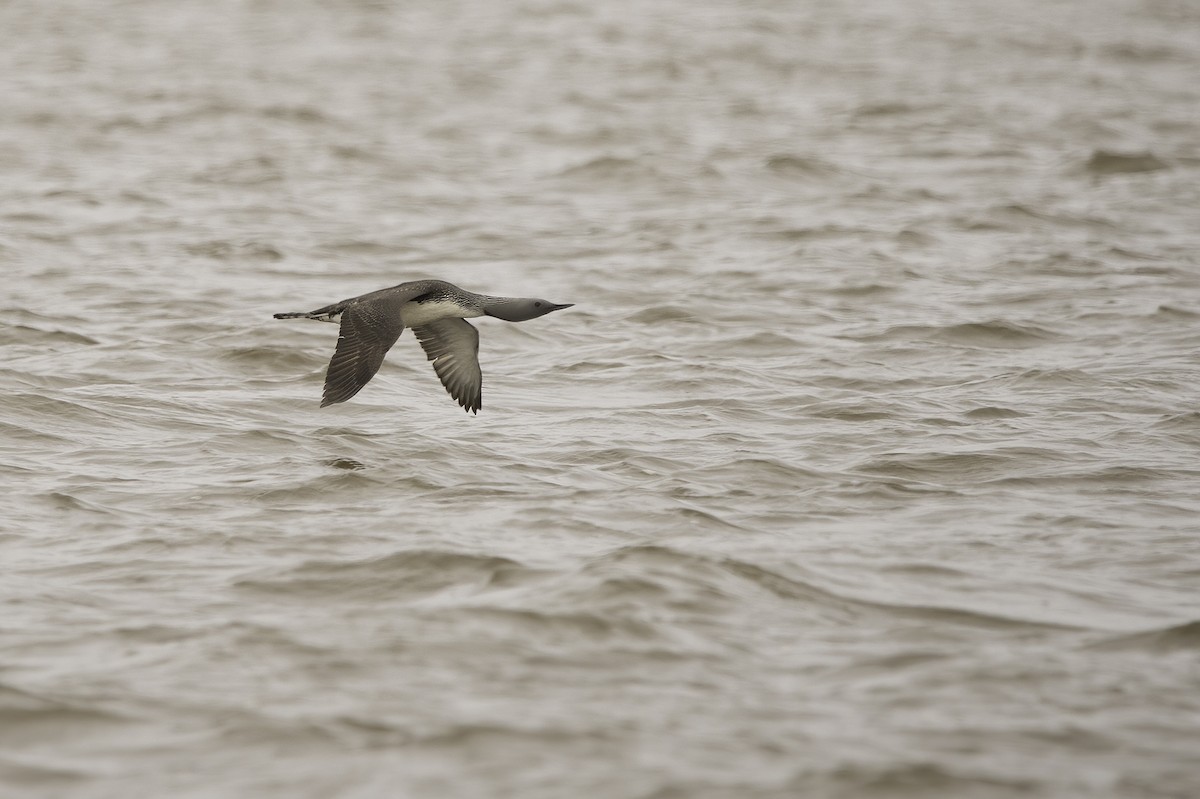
(274, 279), (573, 413)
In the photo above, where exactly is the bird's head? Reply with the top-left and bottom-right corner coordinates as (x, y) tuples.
(484, 298), (574, 322)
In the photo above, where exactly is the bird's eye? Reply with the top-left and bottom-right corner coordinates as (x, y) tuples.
(534, 302), (542, 308)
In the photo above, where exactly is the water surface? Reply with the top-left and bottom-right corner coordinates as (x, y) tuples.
(3, 0), (1200, 796)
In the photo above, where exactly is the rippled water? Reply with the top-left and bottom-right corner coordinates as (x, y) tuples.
(3, 0), (1200, 796)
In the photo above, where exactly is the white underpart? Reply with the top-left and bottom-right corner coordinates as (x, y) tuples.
(399, 299), (482, 327)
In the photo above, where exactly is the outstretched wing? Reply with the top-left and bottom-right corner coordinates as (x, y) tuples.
(321, 295), (409, 407)
(412, 318), (482, 414)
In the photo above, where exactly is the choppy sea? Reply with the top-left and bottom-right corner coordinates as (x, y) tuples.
(3, 0), (1200, 796)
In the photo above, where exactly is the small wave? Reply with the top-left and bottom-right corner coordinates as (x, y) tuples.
(887, 602), (1083, 631)
(671, 506), (748, 532)
(727, 559), (1077, 630)
(192, 156), (283, 186)
(325, 457), (366, 471)
(40, 491), (119, 514)
(827, 281), (897, 296)
(0, 682), (133, 748)
(624, 305), (697, 324)
(763, 153), (846, 179)
(549, 155), (662, 183)
(185, 240), (284, 261)
(220, 344), (320, 373)
(1090, 620), (1200, 652)
(321, 716), (587, 749)
(880, 562), (974, 578)
(854, 448), (1074, 485)
(722, 330), (802, 353)
(0, 324), (98, 347)
(1084, 149), (1170, 175)
(963, 406), (1026, 420)
(557, 358), (628, 375)
(815, 409), (894, 422)
(808, 400), (894, 422)
(852, 100), (929, 117)
(930, 320), (1060, 348)
(791, 760), (1037, 796)
(687, 457), (830, 491)
(962, 203), (1117, 232)
(329, 143), (386, 163)
(1003, 367), (1102, 389)
(416, 721), (585, 747)
(1101, 42), (1189, 63)
(759, 223), (868, 242)
(563, 547), (1074, 631)
(1002, 465), (1190, 489)
(214, 709), (349, 749)
(235, 549), (541, 601)
(720, 560), (868, 620)
(1153, 411), (1200, 432)
(455, 606), (663, 644)
(258, 104), (333, 124)
(1150, 304), (1200, 319)
(1003, 251), (1109, 276)
(850, 319), (1059, 348)
(0, 756), (91, 787)
(2, 211), (55, 224)
(314, 239), (399, 256)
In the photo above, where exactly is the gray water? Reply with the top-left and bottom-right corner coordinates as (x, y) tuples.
(3, 0), (1200, 796)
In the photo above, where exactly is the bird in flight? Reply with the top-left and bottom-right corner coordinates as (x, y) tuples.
(275, 279), (573, 413)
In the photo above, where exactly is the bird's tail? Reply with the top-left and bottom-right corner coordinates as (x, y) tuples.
(273, 305), (343, 323)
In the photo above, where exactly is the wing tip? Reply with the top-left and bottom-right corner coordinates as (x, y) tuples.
(321, 383), (358, 407)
